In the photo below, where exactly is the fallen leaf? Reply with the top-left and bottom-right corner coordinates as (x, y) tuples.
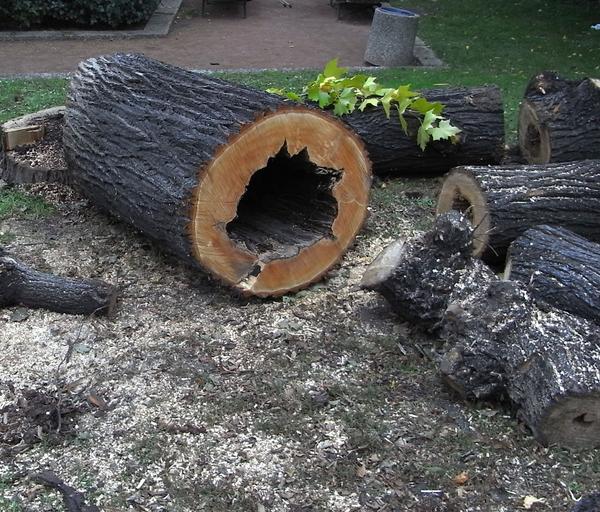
(453, 471), (469, 486)
(523, 495), (546, 509)
(356, 464), (367, 478)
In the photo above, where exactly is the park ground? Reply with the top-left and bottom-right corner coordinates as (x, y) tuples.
(1, 0), (600, 510)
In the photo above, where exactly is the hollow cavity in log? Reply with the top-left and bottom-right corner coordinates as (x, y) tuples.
(226, 145), (340, 263)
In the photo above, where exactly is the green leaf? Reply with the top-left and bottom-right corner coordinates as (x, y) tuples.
(359, 97), (380, 111)
(393, 84), (419, 101)
(323, 58), (348, 79)
(417, 109), (439, 151)
(410, 97), (444, 115)
(429, 119), (462, 141)
(306, 82), (321, 102)
(361, 76), (380, 94)
(380, 90), (394, 118)
(318, 90), (332, 108)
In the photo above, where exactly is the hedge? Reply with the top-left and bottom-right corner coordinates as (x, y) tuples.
(0, 0), (160, 29)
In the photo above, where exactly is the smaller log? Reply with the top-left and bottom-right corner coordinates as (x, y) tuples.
(0, 249), (117, 316)
(506, 225), (600, 324)
(518, 71), (600, 164)
(436, 159), (600, 262)
(343, 85), (505, 176)
(360, 211), (481, 328)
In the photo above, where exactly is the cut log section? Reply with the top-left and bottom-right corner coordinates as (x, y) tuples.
(0, 107), (67, 184)
(0, 249), (117, 316)
(365, 213), (600, 448)
(441, 277), (600, 448)
(360, 211), (484, 328)
(518, 71), (600, 164)
(343, 86), (505, 176)
(63, 54), (371, 297)
(506, 225), (600, 325)
(436, 159), (600, 262)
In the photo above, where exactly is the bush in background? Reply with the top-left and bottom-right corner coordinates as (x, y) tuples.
(0, 0), (160, 29)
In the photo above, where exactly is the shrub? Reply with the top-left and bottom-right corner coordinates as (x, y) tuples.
(0, 0), (160, 29)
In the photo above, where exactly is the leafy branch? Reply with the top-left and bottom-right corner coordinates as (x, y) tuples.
(267, 58), (461, 151)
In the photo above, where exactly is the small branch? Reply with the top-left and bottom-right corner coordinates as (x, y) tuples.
(31, 471), (100, 512)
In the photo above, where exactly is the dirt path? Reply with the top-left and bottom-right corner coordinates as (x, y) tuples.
(0, 0), (374, 75)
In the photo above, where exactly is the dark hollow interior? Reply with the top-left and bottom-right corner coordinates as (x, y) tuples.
(226, 145), (341, 261)
(452, 191), (474, 223)
(525, 123), (542, 158)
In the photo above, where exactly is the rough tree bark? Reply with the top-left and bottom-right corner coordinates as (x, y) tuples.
(518, 71), (600, 164)
(506, 225), (600, 325)
(436, 159), (600, 262)
(360, 211), (486, 328)
(364, 213), (600, 448)
(0, 249), (116, 316)
(63, 53), (371, 297)
(343, 86), (505, 176)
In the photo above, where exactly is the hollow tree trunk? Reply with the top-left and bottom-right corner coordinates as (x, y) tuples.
(0, 249), (117, 316)
(441, 277), (600, 449)
(518, 71), (600, 164)
(506, 225), (600, 325)
(343, 85), (505, 176)
(436, 159), (600, 263)
(63, 53), (371, 297)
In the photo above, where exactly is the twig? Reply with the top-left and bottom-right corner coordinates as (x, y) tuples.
(31, 471), (100, 512)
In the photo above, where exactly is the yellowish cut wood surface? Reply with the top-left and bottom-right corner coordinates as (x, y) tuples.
(2, 125), (45, 151)
(189, 107), (372, 297)
(436, 170), (490, 257)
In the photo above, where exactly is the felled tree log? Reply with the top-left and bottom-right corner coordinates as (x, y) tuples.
(0, 249), (116, 316)
(0, 107), (67, 185)
(365, 213), (600, 448)
(518, 71), (600, 164)
(63, 53), (371, 297)
(436, 159), (600, 262)
(360, 211), (484, 328)
(441, 277), (600, 449)
(506, 225), (600, 324)
(343, 85), (505, 176)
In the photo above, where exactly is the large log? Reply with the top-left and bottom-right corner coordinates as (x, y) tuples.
(518, 71), (600, 164)
(0, 248), (117, 316)
(63, 54), (371, 297)
(436, 159), (600, 262)
(506, 225), (600, 325)
(343, 86), (505, 176)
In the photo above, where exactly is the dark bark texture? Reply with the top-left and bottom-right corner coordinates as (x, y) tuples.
(361, 211), (482, 328)
(32, 471), (100, 512)
(63, 53), (284, 266)
(0, 249), (117, 316)
(344, 86), (505, 176)
(508, 225), (600, 325)
(519, 71), (600, 163)
(452, 160), (600, 262)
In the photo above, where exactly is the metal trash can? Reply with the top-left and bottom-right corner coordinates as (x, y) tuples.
(364, 7), (420, 66)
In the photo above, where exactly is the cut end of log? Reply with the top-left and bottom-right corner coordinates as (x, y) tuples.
(436, 168), (490, 257)
(518, 101), (551, 164)
(189, 107), (372, 297)
(360, 239), (407, 290)
(535, 395), (600, 448)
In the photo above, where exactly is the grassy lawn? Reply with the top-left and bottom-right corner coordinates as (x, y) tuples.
(1, 0), (598, 139)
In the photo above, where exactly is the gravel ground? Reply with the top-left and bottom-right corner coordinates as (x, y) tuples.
(1, 178), (599, 511)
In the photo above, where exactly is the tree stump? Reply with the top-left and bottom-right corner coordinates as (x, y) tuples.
(63, 53), (372, 297)
(344, 86), (505, 176)
(518, 71), (600, 164)
(436, 159), (600, 262)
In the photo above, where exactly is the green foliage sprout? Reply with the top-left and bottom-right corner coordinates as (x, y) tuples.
(267, 58), (461, 151)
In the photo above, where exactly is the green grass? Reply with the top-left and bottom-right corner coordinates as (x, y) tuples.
(0, 189), (54, 219)
(0, 0), (598, 139)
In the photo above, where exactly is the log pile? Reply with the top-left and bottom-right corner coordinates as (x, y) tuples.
(518, 71), (600, 164)
(364, 212), (600, 448)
